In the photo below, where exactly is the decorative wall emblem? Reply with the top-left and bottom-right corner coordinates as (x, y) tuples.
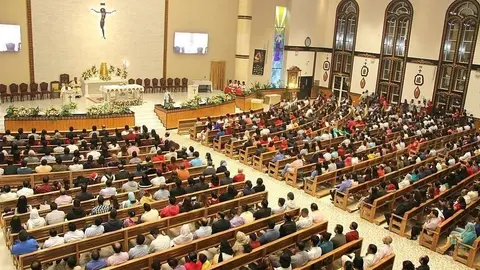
(414, 66), (424, 99)
(323, 57), (330, 82)
(360, 60), (369, 89)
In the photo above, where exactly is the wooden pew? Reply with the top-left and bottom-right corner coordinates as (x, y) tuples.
(296, 238), (363, 270)
(239, 146), (256, 165)
(389, 171), (480, 237)
(213, 135), (232, 152)
(7, 182), (250, 246)
(224, 139), (246, 158)
(77, 208), (306, 270)
(285, 163), (316, 189)
(199, 221), (329, 270)
(15, 191), (271, 269)
(453, 232), (480, 268)
(252, 150), (277, 171)
(268, 157), (295, 179)
(420, 197), (480, 253)
(367, 253), (395, 270)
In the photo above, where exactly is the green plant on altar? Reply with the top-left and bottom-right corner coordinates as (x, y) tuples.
(86, 103), (132, 116)
(111, 100), (142, 107)
(6, 105), (41, 118)
(180, 95), (202, 109)
(59, 102), (77, 116)
(44, 107), (61, 118)
(173, 93), (234, 110)
(81, 64), (127, 81)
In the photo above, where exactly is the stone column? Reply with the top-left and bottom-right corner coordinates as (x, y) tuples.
(234, 0), (252, 84)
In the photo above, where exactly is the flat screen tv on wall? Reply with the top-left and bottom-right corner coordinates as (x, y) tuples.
(174, 32), (208, 54)
(0, 24), (21, 52)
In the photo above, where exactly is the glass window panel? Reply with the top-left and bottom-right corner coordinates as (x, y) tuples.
(395, 19), (409, 56)
(345, 16), (356, 51)
(344, 55), (353, 74)
(458, 22), (475, 63)
(391, 85), (400, 104)
(451, 95), (463, 110)
(440, 66), (453, 90)
(436, 94), (448, 111)
(454, 68), (467, 93)
(393, 60), (403, 82)
(383, 19), (396, 55)
(336, 16), (346, 50)
(379, 84), (389, 98)
(381, 59), (391, 80)
(444, 21), (460, 62)
(334, 54), (343, 72)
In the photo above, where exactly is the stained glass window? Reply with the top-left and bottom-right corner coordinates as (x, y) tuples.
(270, 6), (287, 87)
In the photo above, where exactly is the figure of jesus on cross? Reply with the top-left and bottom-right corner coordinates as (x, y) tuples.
(91, 3), (116, 39)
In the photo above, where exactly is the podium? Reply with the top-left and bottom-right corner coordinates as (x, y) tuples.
(264, 94), (281, 105)
(188, 85), (199, 99)
(251, 98), (264, 110)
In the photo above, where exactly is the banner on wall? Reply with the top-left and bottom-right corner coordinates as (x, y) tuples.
(252, 49), (267, 76)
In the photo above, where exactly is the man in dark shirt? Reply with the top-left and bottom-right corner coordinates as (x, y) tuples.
(253, 178), (266, 193)
(60, 148), (73, 161)
(3, 160), (19, 175)
(184, 177), (197, 194)
(115, 165), (130, 180)
(279, 213), (297, 237)
(66, 126), (76, 140)
(170, 179), (186, 197)
(220, 171), (233, 186)
(103, 209), (124, 232)
(66, 199), (86, 220)
(212, 212), (231, 233)
(253, 199), (272, 220)
(219, 185), (237, 202)
(194, 175), (209, 191)
(243, 139), (253, 150)
(384, 194), (413, 229)
(75, 184), (94, 201)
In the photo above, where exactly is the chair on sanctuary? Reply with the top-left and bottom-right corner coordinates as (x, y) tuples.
(19, 83), (29, 101)
(159, 78), (167, 93)
(152, 78), (160, 93)
(0, 84), (9, 103)
(30, 83), (39, 100)
(167, 78), (174, 92)
(39, 82), (50, 99)
(128, 78), (135, 84)
(181, 77), (188, 92)
(144, 78), (153, 93)
(9, 83), (20, 102)
(174, 77), (181, 92)
(135, 78), (143, 86)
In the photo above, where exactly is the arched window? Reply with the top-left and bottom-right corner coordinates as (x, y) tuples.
(376, 0), (413, 105)
(433, 0), (480, 112)
(331, 0), (359, 102)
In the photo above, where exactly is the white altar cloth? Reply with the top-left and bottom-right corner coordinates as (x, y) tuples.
(192, 80), (212, 92)
(99, 84), (144, 102)
(83, 77), (127, 97)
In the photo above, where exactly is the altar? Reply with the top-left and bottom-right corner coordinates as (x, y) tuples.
(99, 84), (144, 103)
(83, 77), (127, 97)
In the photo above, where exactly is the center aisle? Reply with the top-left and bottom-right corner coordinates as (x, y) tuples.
(169, 131), (470, 270)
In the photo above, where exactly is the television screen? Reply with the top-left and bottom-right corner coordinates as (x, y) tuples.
(174, 32), (208, 54)
(0, 24), (21, 52)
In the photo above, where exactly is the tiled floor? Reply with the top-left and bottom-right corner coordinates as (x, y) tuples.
(0, 93), (473, 269)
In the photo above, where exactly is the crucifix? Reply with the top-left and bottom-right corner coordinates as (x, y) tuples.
(91, 3), (116, 39)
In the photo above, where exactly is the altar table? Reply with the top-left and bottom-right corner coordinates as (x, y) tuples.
(99, 84), (144, 103)
(83, 77), (127, 97)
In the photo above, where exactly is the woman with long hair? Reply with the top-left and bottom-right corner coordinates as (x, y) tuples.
(16, 195), (30, 214)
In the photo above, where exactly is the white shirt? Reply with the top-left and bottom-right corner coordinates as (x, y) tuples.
(194, 226), (212, 239)
(101, 174), (116, 183)
(67, 144), (79, 152)
(86, 150), (101, 160)
(43, 236), (65, 248)
(17, 188), (34, 197)
(64, 230), (85, 243)
(99, 187), (117, 197)
(307, 246), (322, 260)
(45, 210), (66, 225)
(151, 176), (166, 186)
(149, 235), (171, 252)
(323, 152), (332, 162)
(296, 216), (313, 230)
(85, 224), (105, 238)
(69, 164), (84, 171)
(363, 253), (379, 268)
(0, 192), (17, 201)
(375, 244), (393, 262)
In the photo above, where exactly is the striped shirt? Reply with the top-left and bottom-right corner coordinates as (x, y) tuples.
(91, 204), (112, 215)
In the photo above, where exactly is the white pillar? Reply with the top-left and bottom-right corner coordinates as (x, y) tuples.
(234, 0), (252, 84)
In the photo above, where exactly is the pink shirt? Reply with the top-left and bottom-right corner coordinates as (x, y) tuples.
(127, 146), (140, 156)
(106, 252), (129, 266)
(290, 159), (304, 168)
(55, 195), (73, 206)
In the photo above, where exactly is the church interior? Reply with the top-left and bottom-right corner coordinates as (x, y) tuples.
(2, 0), (480, 269)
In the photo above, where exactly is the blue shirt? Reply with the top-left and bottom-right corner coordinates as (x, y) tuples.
(215, 131), (225, 139)
(336, 179), (352, 193)
(86, 259), (107, 270)
(11, 239), (38, 255)
(319, 241), (333, 254)
(259, 229), (280, 245)
(189, 158), (203, 167)
(272, 153), (285, 163)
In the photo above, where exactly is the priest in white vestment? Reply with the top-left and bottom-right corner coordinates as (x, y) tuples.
(69, 77), (82, 98)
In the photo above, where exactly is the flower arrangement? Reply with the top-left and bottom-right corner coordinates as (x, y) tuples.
(111, 99), (143, 107)
(86, 103), (132, 116)
(164, 93), (234, 110)
(237, 81), (278, 97)
(44, 107), (61, 118)
(5, 105), (41, 118)
(82, 64), (128, 81)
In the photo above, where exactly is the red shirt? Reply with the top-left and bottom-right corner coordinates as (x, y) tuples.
(160, 204), (180, 217)
(152, 155), (165, 162)
(345, 230), (359, 242)
(184, 261), (202, 270)
(126, 133), (136, 141)
(250, 240), (260, 249)
(35, 184), (53, 194)
(183, 160), (192, 169)
(233, 173), (245, 182)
